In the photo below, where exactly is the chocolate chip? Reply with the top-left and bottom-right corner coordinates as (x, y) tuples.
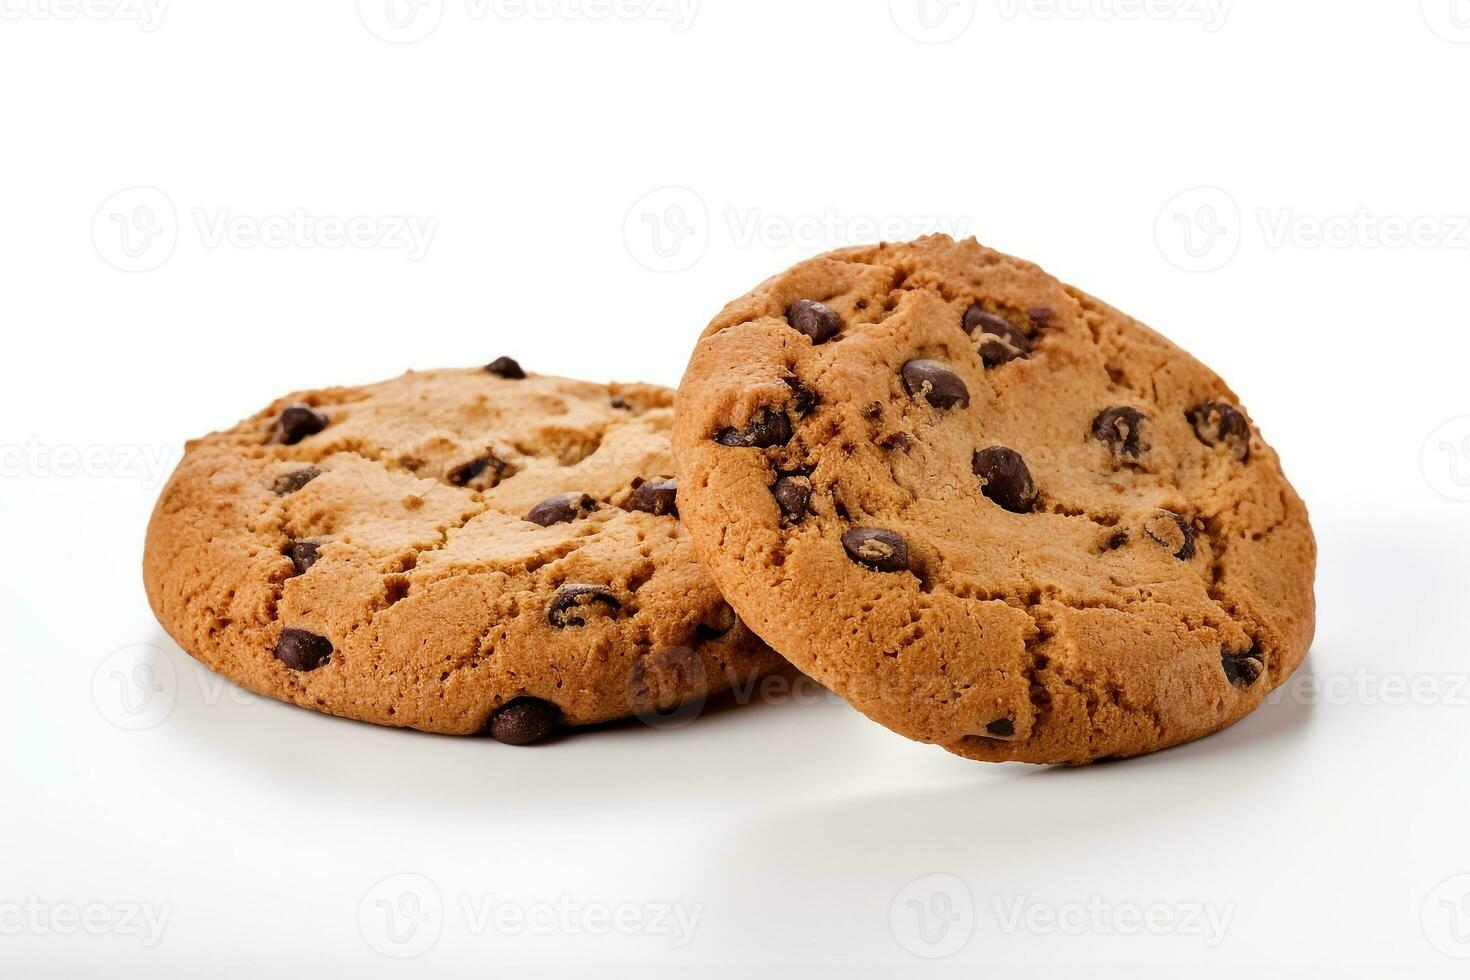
(901, 359), (971, 410)
(1173, 524), (1198, 561)
(525, 492), (596, 526)
(547, 584), (620, 628)
(785, 299), (844, 344)
(272, 466), (321, 496)
(1222, 648), (1264, 688)
(695, 603), (737, 641)
(1145, 510), (1197, 560)
(286, 540), (321, 576)
(486, 697), (557, 745)
(1187, 402), (1250, 461)
(962, 305), (1010, 335)
(484, 356), (525, 379)
(715, 407), (792, 448)
(773, 474), (812, 523)
(1104, 530), (1129, 551)
(1092, 406), (1148, 459)
(978, 332), (1031, 367)
(274, 627), (332, 671)
(627, 646), (702, 708)
(448, 453), (510, 488)
(963, 305), (1031, 367)
(1026, 306), (1055, 329)
(626, 478), (678, 517)
(985, 717), (1016, 739)
(880, 432), (912, 453)
(972, 446), (1038, 513)
(831, 492), (850, 522)
(271, 405), (329, 445)
(785, 376), (819, 417)
(610, 397), (632, 411)
(841, 527), (909, 573)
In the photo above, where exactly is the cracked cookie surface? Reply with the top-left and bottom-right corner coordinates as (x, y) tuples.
(672, 235), (1315, 764)
(143, 365), (785, 741)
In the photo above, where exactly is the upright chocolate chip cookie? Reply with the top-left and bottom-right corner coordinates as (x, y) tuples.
(143, 366), (784, 743)
(673, 235), (1315, 764)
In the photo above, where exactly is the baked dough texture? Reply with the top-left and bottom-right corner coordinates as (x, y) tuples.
(143, 365), (785, 739)
(673, 235), (1315, 764)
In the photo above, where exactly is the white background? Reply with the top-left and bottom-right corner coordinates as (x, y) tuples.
(3, 1), (1470, 976)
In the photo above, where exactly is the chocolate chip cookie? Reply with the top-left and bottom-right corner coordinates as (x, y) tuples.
(673, 235), (1315, 764)
(143, 363), (785, 742)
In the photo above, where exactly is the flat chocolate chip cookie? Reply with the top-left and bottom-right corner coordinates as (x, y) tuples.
(143, 365), (785, 742)
(673, 235), (1315, 764)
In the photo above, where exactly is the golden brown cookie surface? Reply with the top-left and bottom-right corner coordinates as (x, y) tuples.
(673, 236), (1315, 764)
(143, 363), (785, 742)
